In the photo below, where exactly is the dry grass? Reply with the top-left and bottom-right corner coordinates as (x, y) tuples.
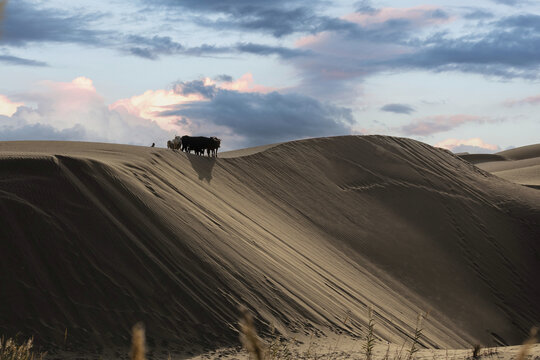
(515, 327), (538, 360)
(3, 311), (537, 360)
(0, 337), (44, 360)
(363, 307), (376, 360)
(239, 306), (266, 360)
(406, 313), (424, 360)
(130, 322), (146, 360)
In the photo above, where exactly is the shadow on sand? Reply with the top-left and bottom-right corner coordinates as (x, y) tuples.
(187, 153), (216, 182)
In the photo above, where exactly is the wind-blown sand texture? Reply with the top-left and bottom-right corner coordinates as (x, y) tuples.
(1, 136), (539, 358)
(459, 144), (540, 189)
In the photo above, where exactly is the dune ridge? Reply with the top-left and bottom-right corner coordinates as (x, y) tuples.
(0, 136), (539, 355)
(459, 144), (540, 188)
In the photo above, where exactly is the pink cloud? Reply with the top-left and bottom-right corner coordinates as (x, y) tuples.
(295, 6), (452, 56)
(0, 94), (24, 117)
(400, 115), (490, 136)
(110, 89), (207, 131)
(435, 138), (500, 152)
(110, 73), (275, 131)
(215, 73), (275, 93)
(504, 94), (540, 107)
(344, 6), (453, 28)
(2, 76), (171, 145)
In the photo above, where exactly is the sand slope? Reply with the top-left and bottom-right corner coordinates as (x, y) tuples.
(1, 136), (539, 355)
(459, 144), (540, 188)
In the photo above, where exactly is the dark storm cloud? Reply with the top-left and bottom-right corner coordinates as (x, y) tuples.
(496, 14), (540, 30)
(0, 53), (48, 66)
(380, 104), (415, 115)
(214, 74), (233, 82)
(174, 80), (217, 99)
(1, 1), (108, 47)
(161, 81), (353, 146)
(380, 14), (540, 79)
(195, 9), (358, 38)
(235, 43), (310, 58)
(141, 0), (357, 38)
(126, 35), (184, 59)
(123, 35), (309, 60)
(2, 0), (310, 62)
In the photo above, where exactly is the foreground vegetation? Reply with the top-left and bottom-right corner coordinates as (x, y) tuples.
(2, 311), (538, 360)
(0, 337), (44, 360)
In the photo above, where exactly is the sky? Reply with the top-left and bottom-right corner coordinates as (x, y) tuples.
(0, 0), (539, 152)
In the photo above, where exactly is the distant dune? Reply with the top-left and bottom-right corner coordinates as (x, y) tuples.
(1, 136), (539, 356)
(459, 144), (540, 188)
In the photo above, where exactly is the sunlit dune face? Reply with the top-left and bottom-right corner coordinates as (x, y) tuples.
(0, 95), (23, 117)
(435, 138), (499, 151)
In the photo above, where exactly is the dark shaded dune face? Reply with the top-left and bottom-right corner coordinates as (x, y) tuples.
(0, 136), (539, 354)
(0, 155), (240, 352)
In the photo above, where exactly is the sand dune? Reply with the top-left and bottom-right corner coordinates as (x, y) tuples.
(1, 136), (539, 357)
(459, 144), (540, 188)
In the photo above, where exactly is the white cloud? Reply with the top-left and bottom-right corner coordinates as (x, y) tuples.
(0, 77), (172, 146)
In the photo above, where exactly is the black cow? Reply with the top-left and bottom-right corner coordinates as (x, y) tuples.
(181, 135), (221, 157)
(207, 137), (221, 157)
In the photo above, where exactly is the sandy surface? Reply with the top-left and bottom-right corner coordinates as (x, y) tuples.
(459, 144), (540, 188)
(1, 136), (539, 358)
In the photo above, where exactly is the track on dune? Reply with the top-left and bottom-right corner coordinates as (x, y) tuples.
(0, 136), (539, 354)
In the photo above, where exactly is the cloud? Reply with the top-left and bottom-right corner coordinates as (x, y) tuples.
(386, 14), (540, 79)
(290, 9), (540, 100)
(490, 0), (523, 5)
(0, 53), (48, 66)
(354, 0), (378, 14)
(344, 6), (451, 29)
(435, 138), (500, 153)
(159, 80), (354, 147)
(463, 9), (494, 20)
(504, 94), (540, 107)
(398, 115), (490, 136)
(214, 74), (233, 82)
(110, 73), (276, 135)
(0, 121), (87, 141)
(143, 0), (354, 38)
(0, 94), (23, 116)
(0, 0), (6, 37)
(380, 103), (415, 114)
(0, 77), (172, 146)
(1, 0), (107, 47)
(124, 36), (309, 60)
(235, 42), (310, 58)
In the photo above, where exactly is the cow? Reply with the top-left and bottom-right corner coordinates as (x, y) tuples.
(172, 136), (182, 150)
(167, 136), (182, 150)
(181, 135), (221, 157)
(207, 137), (221, 157)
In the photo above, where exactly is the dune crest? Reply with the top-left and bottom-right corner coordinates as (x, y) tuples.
(459, 144), (540, 188)
(1, 136), (539, 355)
